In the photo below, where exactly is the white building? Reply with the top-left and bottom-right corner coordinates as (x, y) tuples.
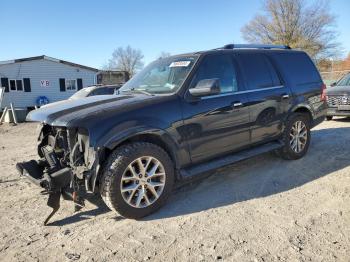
(0, 55), (98, 110)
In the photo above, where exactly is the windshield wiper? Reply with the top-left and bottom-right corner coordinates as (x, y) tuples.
(122, 88), (154, 96)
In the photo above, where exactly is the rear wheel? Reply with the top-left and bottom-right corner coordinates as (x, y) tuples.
(277, 114), (311, 160)
(326, 116), (333, 121)
(100, 142), (174, 219)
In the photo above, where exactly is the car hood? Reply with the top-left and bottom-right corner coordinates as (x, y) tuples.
(27, 94), (153, 127)
(326, 86), (350, 96)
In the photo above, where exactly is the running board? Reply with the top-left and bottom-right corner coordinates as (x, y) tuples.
(179, 141), (283, 180)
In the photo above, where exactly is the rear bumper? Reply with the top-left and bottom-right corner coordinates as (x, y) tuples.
(311, 102), (327, 128)
(312, 115), (325, 127)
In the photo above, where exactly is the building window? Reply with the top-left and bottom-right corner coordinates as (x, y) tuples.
(9, 79), (23, 91)
(66, 79), (77, 91)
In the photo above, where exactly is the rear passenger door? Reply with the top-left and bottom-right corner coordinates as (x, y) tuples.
(236, 52), (291, 144)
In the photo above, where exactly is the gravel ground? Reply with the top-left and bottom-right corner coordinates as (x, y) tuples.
(0, 119), (349, 262)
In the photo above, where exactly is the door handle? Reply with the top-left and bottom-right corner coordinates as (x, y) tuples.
(281, 94), (290, 99)
(232, 102), (243, 108)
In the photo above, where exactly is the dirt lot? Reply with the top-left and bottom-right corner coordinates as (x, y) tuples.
(0, 119), (349, 262)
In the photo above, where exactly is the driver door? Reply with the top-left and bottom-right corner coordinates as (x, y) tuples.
(181, 53), (250, 163)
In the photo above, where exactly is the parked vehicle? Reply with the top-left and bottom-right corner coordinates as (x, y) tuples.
(69, 84), (122, 99)
(16, 44), (326, 224)
(326, 73), (350, 120)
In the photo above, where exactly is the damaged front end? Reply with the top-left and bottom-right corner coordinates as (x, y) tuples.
(16, 124), (100, 225)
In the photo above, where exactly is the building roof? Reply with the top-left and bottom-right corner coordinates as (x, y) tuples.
(0, 55), (99, 72)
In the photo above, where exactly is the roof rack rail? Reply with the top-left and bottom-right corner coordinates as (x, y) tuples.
(222, 44), (291, 50)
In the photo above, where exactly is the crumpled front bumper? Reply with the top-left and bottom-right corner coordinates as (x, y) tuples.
(16, 160), (73, 225)
(16, 160), (72, 191)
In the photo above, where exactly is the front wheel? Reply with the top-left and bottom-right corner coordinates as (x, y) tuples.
(277, 114), (311, 160)
(100, 142), (174, 219)
(326, 116), (333, 121)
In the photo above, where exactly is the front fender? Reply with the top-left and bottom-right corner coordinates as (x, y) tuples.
(104, 126), (170, 150)
(97, 123), (184, 169)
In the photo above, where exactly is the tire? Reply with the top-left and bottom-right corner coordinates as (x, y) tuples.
(326, 116), (333, 121)
(100, 142), (174, 219)
(277, 113), (311, 160)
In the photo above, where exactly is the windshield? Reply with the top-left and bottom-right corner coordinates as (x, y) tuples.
(337, 73), (350, 86)
(69, 87), (94, 99)
(120, 55), (198, 94)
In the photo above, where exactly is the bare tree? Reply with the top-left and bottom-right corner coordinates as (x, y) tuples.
(157, 52), (171, 59)
(107, 46), (144, 77)
(241, 0), (340, 60)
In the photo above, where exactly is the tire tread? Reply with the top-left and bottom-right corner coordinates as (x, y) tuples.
(100, 142), (174, 218)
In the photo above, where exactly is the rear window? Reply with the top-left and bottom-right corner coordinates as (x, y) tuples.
(270, 52), (321, 86)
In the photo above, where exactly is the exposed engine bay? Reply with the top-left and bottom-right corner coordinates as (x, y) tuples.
(16, 124), (99, 225)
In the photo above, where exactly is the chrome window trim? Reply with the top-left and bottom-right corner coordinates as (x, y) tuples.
(201, 85), (284, 99)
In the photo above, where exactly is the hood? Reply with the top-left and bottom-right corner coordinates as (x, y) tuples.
(326, 85), (350, 96)
(27, 94), (153, 127)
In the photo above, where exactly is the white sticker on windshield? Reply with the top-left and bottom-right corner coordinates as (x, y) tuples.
(169, 61), (191, 67)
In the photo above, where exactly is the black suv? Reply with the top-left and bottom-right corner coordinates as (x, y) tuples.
(16, 44), (326, 224)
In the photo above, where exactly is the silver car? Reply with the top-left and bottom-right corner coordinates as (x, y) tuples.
(69, 84), (122, 100)
(326, 73), (350, 120)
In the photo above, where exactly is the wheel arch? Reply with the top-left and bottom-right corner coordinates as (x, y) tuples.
(104, 127), (181, 164)
(109, 132), (179, 168)
(90, 131), (179, 193)
(291, 105), (314, 124)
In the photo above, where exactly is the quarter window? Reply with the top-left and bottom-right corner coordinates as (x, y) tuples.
(191, 54), (239, 93)
(9, 79), (23, 91)
(66, 79), (77, 91)
(237, 53), (282, 90)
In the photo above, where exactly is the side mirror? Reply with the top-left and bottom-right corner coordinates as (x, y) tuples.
(330, 82), (337, 87)
(189, 78), (220, 97)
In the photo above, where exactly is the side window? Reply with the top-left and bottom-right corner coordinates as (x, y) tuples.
(265, 57), (282, 86)
(191, 54), (239, 93)
(9, 79), (24, 91)
(269, 52), (321, 85)
(107, 87), (116, 94)
(237, 53), (281, 90)
(90, 87), (109, 96)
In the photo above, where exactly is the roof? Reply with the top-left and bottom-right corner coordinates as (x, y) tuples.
(0, 55), (99, 72)
(98, 70), (128, 74)
(171, 44), (299, 57)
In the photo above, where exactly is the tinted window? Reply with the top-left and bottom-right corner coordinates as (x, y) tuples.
(237, 53), (280, 90)
(270, 52), (321, 85)
(191, 54), (239, 93)
(265, 58), (282, 86)
(107, 87), (116, 94)
(90, 87), (113, 96)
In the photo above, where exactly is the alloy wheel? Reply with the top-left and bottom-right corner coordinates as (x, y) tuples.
(290, 120), (308, 153)
(120, 156), (166, 208)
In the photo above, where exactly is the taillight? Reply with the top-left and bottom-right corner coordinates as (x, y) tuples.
(321, 83), (327, 101)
